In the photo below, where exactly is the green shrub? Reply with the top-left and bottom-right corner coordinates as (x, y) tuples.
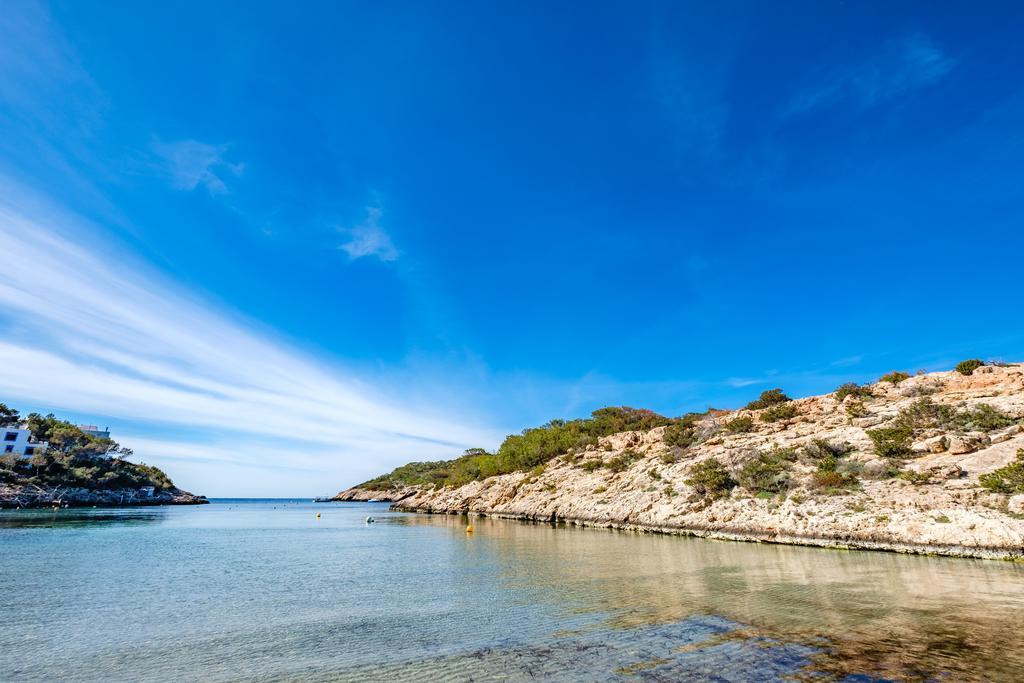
(593, 485), (607, 494)
(952, 404), (1016, 432)
(893, 397), (953, 431)
(896, 469), (932, 485)
(879, 371), (910, 384)
(801, 439), (851, 461)
(663, 485), (677, 498)
(867, 426), (913, 458)
(892, 398), (1016, 434)
(659, 450), (679, 465)
(845, 400), (869, 418)
(745, 389), (791, 410)
(956, 359), (985, 376)
(835, 383), (872, 403)
(685, 458), (736, 499)
(604, 449), (641, 473)
(663, 412), (706, 448)
(736, 449), (794, 494)
(663, 423), (697, 448)
(723, 416), (754, 434)
(979, 449), (1024, 494)
(580, 459), (603, 472)
(761, 403), (798, 423)
(811, 470), (851, 490)
(648, 468), (661, 480)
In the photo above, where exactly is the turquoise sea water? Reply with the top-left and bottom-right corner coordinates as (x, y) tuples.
(2, 500), (1024, 682)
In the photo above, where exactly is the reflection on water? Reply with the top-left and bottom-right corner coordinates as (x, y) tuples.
(400, 513), (1024, 681)
(1, 501), (1022, 682)
(0, 506), (168, 529)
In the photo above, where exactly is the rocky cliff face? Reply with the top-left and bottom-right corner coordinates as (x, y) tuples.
(347, 365), (1024, 559)
(332, 486), (417, 503)
(0, 484), (208, 508)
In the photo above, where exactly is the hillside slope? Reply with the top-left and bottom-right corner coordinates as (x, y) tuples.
(339, 364), (1024, 559)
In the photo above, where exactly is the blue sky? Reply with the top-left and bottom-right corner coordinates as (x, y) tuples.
(2, 1), (1023, 496)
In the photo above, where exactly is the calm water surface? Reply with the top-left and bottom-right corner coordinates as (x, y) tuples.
(2, 500), (1023, 682)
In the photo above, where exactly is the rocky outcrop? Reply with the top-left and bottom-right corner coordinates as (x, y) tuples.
(0, 484), (208, 508)
(331, 486), (417, 503)
(346, 365), (1024, 560)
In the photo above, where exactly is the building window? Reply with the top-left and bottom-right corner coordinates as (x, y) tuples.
(4, 445), (12, 453)
(24, 447), (34, 456)
(3, 432), (16, 441)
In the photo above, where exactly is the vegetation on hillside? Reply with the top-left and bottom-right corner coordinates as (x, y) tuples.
(867, 398), (1018, 458)
(358, 364), (1022, 497)
(979, 449), (1024, 494)
(744, 389), (791, 410)
(0, 403), (174, 491)
(760, 402), (799, 423)
(834, 382), (872, 403)
(684, 458), (735, 499)
(360, 407), (674, 490)
(956, 359), (985, 376)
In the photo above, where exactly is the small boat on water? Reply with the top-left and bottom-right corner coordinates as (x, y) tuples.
(368, 498), (380, 502)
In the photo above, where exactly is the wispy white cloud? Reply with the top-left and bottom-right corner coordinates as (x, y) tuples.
(725, 377), (761, 389)
(339, 206), (398, 262)
(787, 34), (955, 116)
(0, 187), (498, 495)
(152, 139), (244, 195)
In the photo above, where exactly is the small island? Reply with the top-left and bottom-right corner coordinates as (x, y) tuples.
(337, 360), (1024, 560)
(0, 402), (206, 508)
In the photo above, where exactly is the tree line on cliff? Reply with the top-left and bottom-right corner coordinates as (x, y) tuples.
(0, 402), (175, 491)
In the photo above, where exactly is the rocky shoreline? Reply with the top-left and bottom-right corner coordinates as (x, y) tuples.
(342, 365), (1024, 560)
(0, 484), (208, 508)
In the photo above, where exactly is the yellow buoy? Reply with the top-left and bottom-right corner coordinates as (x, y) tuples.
(465, 524), (473, 534)
(316, 512), (321, 519)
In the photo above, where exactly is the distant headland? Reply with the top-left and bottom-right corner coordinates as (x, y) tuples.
(336, 360), (1024, 560)
(0, 403), (206, 508)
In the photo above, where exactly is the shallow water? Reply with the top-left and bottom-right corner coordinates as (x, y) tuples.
(1, 500), (1022, 682)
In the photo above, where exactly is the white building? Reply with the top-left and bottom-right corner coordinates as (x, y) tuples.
(2, 427), (49, 457)
(78, 424), (111, 439)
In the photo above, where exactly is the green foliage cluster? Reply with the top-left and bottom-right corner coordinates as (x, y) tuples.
(892, 398), (1016, 433)
(663, 412), (704, 448)
(760, 402), (798, 423)
(956, 359), (985, 376)
(863, 398), (1019, 461)
(834, 383), (872, 403)
(745, 389), (791, 411)
(866, 426), (914, 458)
(879, 371), (911, 384)
(800, 439), (851, 461)
(845, 400), (869, 419)
(723, 416), (754, 434)
(684, 458), (736, 499)
(0, 403), (20, 428)
(736, 448), (795, 494)
(896, 469), (932, 485)
(579, 459), (603, 472)
(604, 449), (641, 473)
(361, 406), (673, 490)
(0, 405), (173, 491)
(979, 449), (1024, 494)
(809, 446), (859, 490)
